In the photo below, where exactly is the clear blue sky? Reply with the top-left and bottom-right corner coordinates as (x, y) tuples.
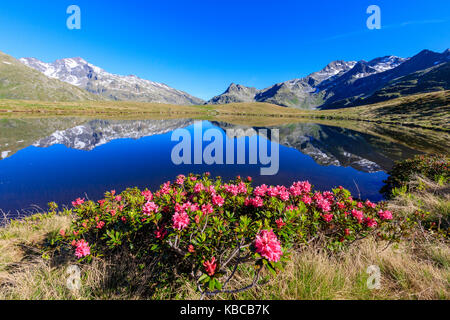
(0, 0), (449, 100)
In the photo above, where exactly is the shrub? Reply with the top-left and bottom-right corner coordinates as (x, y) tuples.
(55, 173), (397, 296)
(381, 154), (449, 197)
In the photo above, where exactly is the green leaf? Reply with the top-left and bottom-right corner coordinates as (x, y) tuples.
(198, 274), (209, 283)
(208, 279), (215, 291)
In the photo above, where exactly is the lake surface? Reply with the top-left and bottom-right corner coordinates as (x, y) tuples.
(0, 118), (428, 214)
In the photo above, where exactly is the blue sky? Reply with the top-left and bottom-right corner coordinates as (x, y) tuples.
(0, 0), (449, 100)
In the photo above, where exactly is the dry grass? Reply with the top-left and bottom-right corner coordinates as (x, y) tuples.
(178, 238), (448, 300)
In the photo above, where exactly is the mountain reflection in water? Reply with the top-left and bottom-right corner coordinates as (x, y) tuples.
(0, 118), (428, 214)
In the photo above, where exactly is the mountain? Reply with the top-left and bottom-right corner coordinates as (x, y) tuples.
(317, 56), (406, 105)
(20, 57), (204, 105)
(0, 51), (99, 101)
(322, 49), (450, 109)
(207, 49), (448, 110)
(208, 83), (259, 104)
(348, 61), (450, 106)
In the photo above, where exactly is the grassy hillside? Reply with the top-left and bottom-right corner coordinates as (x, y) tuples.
(315, 90), (449, 131)
(0, 51), (100, 102)
(354, 62), (450, 106)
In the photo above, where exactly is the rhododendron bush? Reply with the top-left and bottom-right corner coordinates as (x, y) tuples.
(56, 173), (397, 295)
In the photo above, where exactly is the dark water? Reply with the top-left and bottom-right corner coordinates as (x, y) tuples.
(0, 118), (423, 214)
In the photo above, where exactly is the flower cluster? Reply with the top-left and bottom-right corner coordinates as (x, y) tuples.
(255, 230), (283, 262)
(58, 173), (396, 292)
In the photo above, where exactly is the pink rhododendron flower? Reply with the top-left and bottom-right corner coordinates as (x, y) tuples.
(188, 245), (195, 253)
(72, 198), (85, 207)
(290, 181), (312, 196)
(322, 214), (334, 222)
(255, 229), (282, 262)
(252, 196), (264, 208)
(154, 225), (167, 239)
(194, 182), (205, 193)
(160, 182), (171, 195)
(208, 185), (217, 196)
(143, 201), (159, 215)
(365, 200), (376, 209)
(302, 195), (312, 205)
(174, 203), (184, 213)
(237, 182), (248, 194)
(365, 217), (378, 228)
(267, 187), (280, 197)
(96, 221), (105, 229)
(190, 176), (197, 181)
(279, 190), (290, 201)
(223, 184), (238, 196)
(212, 195), (225, 207)
(276, 218), (286, 229)
(253, 184), (268, 197)
(142, 190), (153, 201)
(189, 203), (199, 212)
(245, 196), (264, 208)
(351, 209), (364, 223)
(316, 198), (331, 212)
(203, 257), (217, 276)
(115, 196), (122, 202)
(357, 202), (364, 209)
(337, 202), (345, 209)
(313, 192), (323, 201)
(173, 211), (190, 230)
(59, 229), (66, 237)
(74, 239), (91, 258)
(176, 175), (186, 185)
(201, 203), (214, 215)
(378, 210), (393, 220)
(323, 191), (334, 201)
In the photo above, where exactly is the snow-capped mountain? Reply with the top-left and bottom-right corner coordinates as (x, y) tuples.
(19, 57), (204, 105)
(207, 55), (406, 108)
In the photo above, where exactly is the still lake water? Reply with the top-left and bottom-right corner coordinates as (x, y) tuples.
(0, 118), (424, 214)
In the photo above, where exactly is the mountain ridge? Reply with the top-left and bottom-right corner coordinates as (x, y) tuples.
(0, 51), (100, 102)
(5, 48), (450, 109)
(207, 49), (448, 110)
(19, 56), (205, 105)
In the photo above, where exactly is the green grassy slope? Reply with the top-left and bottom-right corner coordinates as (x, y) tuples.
(0, 51), (100, 102)
(356, 62), (450, 106)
